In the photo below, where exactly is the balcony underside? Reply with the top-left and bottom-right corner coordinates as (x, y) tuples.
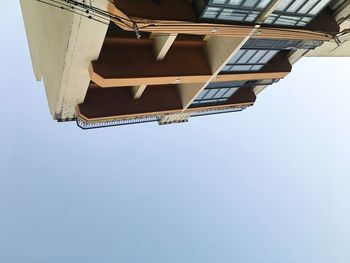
(107, 1), (336, 41)
(91, 37), (211, 82)
(90, 67), (290, 88)
(77, 83), (256, 121)
(90, 36), (292, 88)
(78, 85), (183, 120)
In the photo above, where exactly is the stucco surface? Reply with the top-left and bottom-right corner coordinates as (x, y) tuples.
(20, 0), (108, 119)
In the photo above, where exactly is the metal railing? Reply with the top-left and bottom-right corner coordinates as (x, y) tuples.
(76, 104), (252, 129)
(76, 116), (159, 130)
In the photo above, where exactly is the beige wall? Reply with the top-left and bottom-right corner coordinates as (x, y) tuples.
(20, 0), (108, 119)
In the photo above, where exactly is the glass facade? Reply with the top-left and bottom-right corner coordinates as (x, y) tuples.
(243, 38), (323, 50)
(222, 49), (279, 72)
(191, 79), (279, 107)
(193, 0), (274, 22)
(264, 0), (333, 27)
(220, 38), (323, 74)
(193, 0), (332, 26)
(192, 81), (246, 106)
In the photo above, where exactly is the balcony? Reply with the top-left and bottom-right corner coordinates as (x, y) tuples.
(90, 30), (212, 88)
(78, 84), (183, 121)
(107, 0), (334, 40)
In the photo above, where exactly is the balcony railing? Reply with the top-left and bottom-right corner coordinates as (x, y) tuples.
(76, 105), (251, 129)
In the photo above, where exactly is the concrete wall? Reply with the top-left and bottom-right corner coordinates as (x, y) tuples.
(20, 0), (108, 119)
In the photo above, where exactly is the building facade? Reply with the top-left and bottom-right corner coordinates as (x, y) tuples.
(20, 0), (350, 129)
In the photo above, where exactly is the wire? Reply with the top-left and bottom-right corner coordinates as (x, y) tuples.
(35, 0), (143, 37)
(45, 0), (110, 21)
(36, 0), (109, 24)
(36, 0), (135, 26)
(35, 0), (335, 40)
(39, 0), (110, 25)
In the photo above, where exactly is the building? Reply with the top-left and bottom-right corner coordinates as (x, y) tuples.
(20, 0), (350, 129)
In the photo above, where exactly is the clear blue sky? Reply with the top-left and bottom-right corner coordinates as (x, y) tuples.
(1, 1), (350, 263)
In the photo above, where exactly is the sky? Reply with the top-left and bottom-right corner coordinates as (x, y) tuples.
(1, 1), (350, 263)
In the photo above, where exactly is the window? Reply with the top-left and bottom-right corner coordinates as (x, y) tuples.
(221, 49), (279, 73)
(194, 0), (332, 26)
(255, 79), (280, 86)
(219, 38), (324, 74)
(243, 38), (323, 50)
(192, 79), (279, 107)
(193, 0), (273, 23)
(192, 81), (247, 106)
(192, 79), (279, 106)
(263, 0), (333, 26)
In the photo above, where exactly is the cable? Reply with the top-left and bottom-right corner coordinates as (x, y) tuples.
(35, 0), (335, 40)
(36, 0), (134, 25)
(37, 0), (109, 26)
(35, 0), (143, 37)
(36, 0), (109, 24)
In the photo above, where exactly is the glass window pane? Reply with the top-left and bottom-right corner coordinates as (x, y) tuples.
(257, 0), (272, 8)
(243, 38), (256, 48)
(263, 13), (278, 24)
(196, 89), (208, 100)
(228, 0), (243, 5)
(274, 16), (299, 26)
(218, 9), (247, 21)
(301, 16), (312, 22)
(244, 12), (259, 22)
(214, 88), (229, 98)
(198, 99), (217, 104)
(212, 0), (227, 4)
(276, 0), (294, 11)
(222, 65), (232, 72)
(249, 50), (268, 63)
(237, 49), (256, 63)
(229, 49), (245, 64)
(251, 65), (263, 71)
(205, 89), (219, 99)
(224, 88), (238, 97)
(263, 16), (275, 24)
(309, 0), (331, 15)
(298, 0), (318, 13)
(260, 50), (278, 63)
(230, 65), (252, 71)
(243, 0), (259, 7)
(203, 7), (221, 18)
(297, 21), (307, 26)
(253, 39), (276, 48)
(275, 39), (297, 49)
(287, 0), (307, 12)
(208, 82), (224, 89)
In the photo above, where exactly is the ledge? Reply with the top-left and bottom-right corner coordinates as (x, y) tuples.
(77, 83), (256, 121)
(90, 37), (212, 87)
(78, 84), (183, 120)
(107, 1), (332, 41)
